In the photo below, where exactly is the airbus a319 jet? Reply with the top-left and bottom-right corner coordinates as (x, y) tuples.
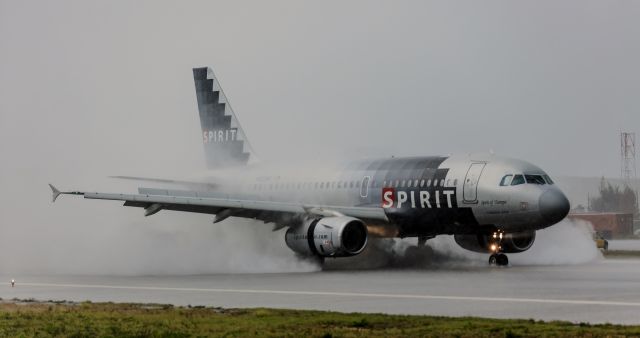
(51, 67), (570, 266)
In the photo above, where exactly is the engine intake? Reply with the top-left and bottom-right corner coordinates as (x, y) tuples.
(285, 216), (368, 257)
(454, 231), (536, 253)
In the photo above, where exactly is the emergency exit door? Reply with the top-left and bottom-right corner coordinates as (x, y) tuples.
(463, 162), (485, 203)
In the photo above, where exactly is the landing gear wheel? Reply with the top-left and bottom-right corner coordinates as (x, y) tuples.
(489, 253), (509, 266)
(489, 254), (498, 266)
(405, 246), (420, 258)
(496, 253), (508, 266)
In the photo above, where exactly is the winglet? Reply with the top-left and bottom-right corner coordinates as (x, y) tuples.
(49, 184), (61, 203)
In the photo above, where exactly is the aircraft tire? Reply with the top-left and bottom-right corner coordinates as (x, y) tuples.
(489, 254), (497, 266)
(496, 254), (509, 266)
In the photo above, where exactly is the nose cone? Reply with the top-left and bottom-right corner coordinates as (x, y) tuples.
(539, 189), (570, 225)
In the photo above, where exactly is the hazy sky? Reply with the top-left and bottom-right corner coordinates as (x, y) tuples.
(0, 1), (638, 274)
(2, 0), (639, 178)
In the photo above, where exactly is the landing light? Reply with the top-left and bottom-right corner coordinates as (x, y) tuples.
(490, 244), (497, 252)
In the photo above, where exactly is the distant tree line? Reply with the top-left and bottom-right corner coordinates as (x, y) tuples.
(589, 177), (638, 216)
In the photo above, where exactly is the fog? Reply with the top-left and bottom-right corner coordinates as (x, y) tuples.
(1, 1), (637, 275)
(324, 218), (601, 269)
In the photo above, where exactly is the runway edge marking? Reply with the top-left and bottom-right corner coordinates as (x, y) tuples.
(15, 282), (640, 308)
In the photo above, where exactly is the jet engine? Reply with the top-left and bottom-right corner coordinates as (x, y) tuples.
(285, 216), (368, 257)
(454, 231), (536, 253)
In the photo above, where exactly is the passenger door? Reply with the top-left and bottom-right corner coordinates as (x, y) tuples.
(360, 176), (370, 198)
(463, 162), (486, 203)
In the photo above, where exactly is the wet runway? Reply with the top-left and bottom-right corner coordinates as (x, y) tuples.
(3, 258), (640, 324)
(609, 240), (640, 251)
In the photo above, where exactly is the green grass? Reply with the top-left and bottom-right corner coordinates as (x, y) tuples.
(0, 300), (639, 337)
(604, 250), (640, 257)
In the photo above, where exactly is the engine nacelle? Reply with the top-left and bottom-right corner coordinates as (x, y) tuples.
(454, 231), (536, 253)
(285, 216), (368, 257)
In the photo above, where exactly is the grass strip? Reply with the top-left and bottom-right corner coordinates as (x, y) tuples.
(0, 300), (639, 337)
(604, 250), (640, 257)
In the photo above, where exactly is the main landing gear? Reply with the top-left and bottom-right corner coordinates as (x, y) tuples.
(488, 231), (509, 266)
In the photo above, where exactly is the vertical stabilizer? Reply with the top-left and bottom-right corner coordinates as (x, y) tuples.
(193, 67), (255, 169)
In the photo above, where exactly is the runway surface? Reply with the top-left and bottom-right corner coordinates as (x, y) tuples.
(609, 240), (640, 251)
(3, 258), (640, 324)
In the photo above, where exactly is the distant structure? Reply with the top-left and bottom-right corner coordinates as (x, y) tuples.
(620, 132), (637, 187)
(620, 132), (638, 215)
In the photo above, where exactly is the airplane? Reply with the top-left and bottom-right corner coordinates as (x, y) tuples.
(50, 66), (570, 267)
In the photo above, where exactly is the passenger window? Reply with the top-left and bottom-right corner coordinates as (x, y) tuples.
(414, 179), (419, 187)
(440, 180), (445, 187)
(500, 175), (513, 186)
(401, 180), (406, 187)
(511, 175), (525, 186)
(383, 180), (387, 187)
(395, 180), (399, 187)
(427, 179), (431, 187)
(543, 175), (554, 185)
(420, 179), (425, 187)
(525, 175), (546, 185)
(407, 180), (412, 188)
(433, 179), (438, 186)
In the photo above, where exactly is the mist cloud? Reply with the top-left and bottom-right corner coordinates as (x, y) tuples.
(0, 1), (633, 276)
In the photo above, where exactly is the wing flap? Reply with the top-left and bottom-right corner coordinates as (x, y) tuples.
(110, 176), (217, 190)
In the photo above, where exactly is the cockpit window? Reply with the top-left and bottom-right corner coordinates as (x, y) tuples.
(500, 175), (513, 186)
(543, 175), (554, 185)
(511, 174), (525, 186)
(525, 174), (546, 185)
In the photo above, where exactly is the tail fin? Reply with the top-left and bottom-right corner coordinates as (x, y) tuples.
(193, 67), (255, 169)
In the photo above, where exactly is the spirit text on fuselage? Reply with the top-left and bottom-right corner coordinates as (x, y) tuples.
(382, 187), (456, 209)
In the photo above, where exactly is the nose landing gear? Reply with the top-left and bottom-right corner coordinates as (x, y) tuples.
(489, 253), (509, 266)
(488, 231), (509, 266)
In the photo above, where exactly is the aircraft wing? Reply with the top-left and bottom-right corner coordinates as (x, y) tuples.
(49, 184), (388, 224)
